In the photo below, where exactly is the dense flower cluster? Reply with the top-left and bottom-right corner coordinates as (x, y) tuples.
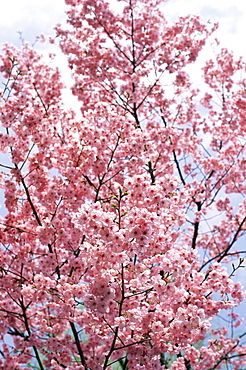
(0, 0), (246, 369)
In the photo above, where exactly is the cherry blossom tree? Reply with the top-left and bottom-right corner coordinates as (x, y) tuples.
(1, 0), (246, 369)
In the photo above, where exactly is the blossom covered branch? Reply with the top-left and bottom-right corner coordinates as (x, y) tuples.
(0, 0), (246, 369)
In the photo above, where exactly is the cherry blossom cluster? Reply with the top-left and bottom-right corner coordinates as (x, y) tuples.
(0, 0), (246, 369)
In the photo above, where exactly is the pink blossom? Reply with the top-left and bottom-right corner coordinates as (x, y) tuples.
(0, 0), (246, 369)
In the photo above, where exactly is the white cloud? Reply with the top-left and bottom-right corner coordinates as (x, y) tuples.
(1, 0), (67, 45)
